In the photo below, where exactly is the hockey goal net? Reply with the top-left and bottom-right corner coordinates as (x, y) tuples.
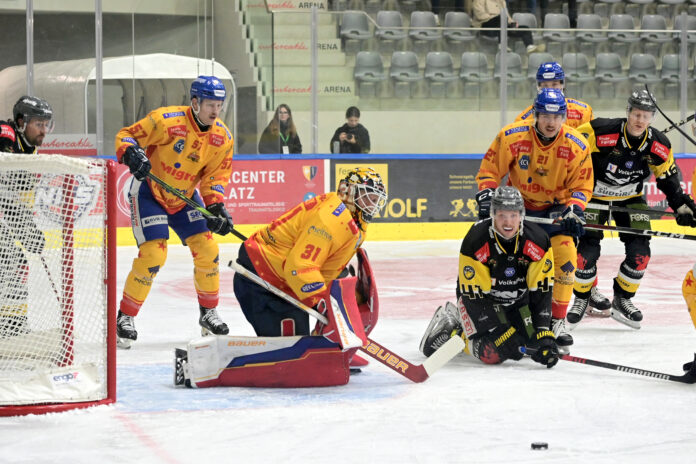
(0, 153), (116, 416)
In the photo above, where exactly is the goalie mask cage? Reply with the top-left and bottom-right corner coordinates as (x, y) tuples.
(0, 153), (116, 416)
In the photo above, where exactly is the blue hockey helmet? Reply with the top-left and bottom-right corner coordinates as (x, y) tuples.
(190, 76), (226, 102)
(536, 62), (565, 83)
(534, 88), (567, 115)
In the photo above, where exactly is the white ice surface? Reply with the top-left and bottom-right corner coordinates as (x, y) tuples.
(3, 238), (696, 464)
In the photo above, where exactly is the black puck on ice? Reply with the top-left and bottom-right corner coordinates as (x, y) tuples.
(531, 442), (548, 450)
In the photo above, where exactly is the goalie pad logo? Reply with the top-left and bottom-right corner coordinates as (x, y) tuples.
(35, 174), (98, 225)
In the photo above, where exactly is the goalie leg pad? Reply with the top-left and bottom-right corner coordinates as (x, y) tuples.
(419, 301), (462, 357)
(185, 335), (350, 388)
(312, 278), (367, 350)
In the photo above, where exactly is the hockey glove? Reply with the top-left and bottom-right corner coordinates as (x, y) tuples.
(674, 195), (696, 227)
(489, 324), (525, 362)
(24, 227), (45, 254)
(475, 188), (494, 220)
(122, 145), (151, 181)
(529, 330), (559, 368)
(205, 203), (234, 236)
(559, 204), (586, 237)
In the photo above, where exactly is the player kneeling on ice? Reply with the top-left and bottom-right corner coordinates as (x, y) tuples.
(420, 186), (560, 367)
(174, 167), (388, 388)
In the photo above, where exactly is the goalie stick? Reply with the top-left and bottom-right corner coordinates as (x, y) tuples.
(145, 172), (247, 242)
(526, 216), (696, 242)
(229, 260), (466, 383)
(521, 347), (696, 384)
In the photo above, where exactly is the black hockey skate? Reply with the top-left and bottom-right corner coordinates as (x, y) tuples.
(116, 310), (137, 349)
(610, 296), (643, 330)
(174, 348), (191, 388)
(199, 306), (229, 336)
(566, 297), (588, 329)
(588, 287), (611, 317)
(0, 314), (29, 339)
(419, 301), (462, 357)
(552, 317), (573, 354)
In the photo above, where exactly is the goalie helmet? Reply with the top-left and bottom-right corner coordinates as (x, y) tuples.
(490, 186), (525, 236)
(13, 96), (54, 132)
(190, 75), (226, 101)
(536, 62), (565, 85)
(533, 88), (567, 116)
(338, 167), (388, 225)
(627, 89), (656, 113)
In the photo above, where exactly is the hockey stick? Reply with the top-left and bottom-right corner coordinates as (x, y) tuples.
(521, 347), (696, 384)
(526, 216), (696, 241)
(145, 172), (247, 241)
(644, 84), (696, 147)
(229, 260), (466, 383)
(586, 202), (676, 217)
(662, 112), (695, 135)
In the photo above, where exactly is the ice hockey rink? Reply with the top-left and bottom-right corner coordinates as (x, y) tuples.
(4, 237), (696, 464)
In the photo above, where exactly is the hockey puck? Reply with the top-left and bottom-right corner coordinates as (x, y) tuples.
(531, 442), (548, 450)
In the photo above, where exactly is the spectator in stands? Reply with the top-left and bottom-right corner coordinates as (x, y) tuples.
(258, 104), (302, 154)
(329, 106), (371, 154)
(472, 0), (539, 53)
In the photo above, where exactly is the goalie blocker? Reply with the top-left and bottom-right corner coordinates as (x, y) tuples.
(176, 249), (379, 388)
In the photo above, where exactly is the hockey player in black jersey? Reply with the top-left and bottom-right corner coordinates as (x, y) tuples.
(569, 90), (696, 330)
(0, 96), (53, 338)
(419, 186), (559, 367)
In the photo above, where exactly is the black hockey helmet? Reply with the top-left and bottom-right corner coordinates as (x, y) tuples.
(491, 186), (524, 215)
(13, 95), (54, 127)
(627, 89), (656, 113)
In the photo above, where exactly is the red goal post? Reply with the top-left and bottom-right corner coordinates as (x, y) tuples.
(0, 153), (116, 416)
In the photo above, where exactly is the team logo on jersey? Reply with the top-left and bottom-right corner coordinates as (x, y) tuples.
(625, 160), (634, 169)
(332, 203), (346, 216)
(484, 149), (496, 161)
(518, 155), (530, 170)
(597, 133), (619, 147)
(167, 125), (187, 138)
(163, 111), (185, 119)
(209, 134), (225, 147)
(1, 124), (15, 141)
(504, 267), (515, 277)
(543, 258), (553, 273)
(560, 261), (575, 273)
(173, 139), (185, 153)
(651, 141), (669, 161)
(303, 166), (317, 181)
(475, 243), (490, 263)
(565, 133), (586, 150)
(463, 266), (475, 280)
(187, 151), (200, 163)
(607, 162), (617, 173)
(303, 192), (316, 202)
(211, 184), (225, 194)
(523, 240), (544, 261)
(301, 282), (324, 293)
(504, 125), (530, 136)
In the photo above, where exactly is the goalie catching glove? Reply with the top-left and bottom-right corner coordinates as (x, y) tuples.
(528, 330), (559, 368)
(122, 145), (151, 181)
(205, 203), (234, 236)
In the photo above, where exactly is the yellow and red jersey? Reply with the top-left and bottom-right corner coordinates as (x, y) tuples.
(115, 105), (234, 214)
(245, 192), (365, 307)
(476, 120), (593, 211)
(515, 97), (594, 129)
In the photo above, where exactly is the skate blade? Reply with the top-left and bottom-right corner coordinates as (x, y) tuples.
(117, 337), (133, 349)
(201, 327), (212, 337)
(587, 307), (610, 318)
(610, 309), (641, 330)
(558, 345), (570, 355)
(566, 319), (579, 331)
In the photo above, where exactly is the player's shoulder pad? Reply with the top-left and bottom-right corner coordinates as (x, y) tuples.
(0, 122), (16, 142)
(317, 193), (361, 237)
(459, 220), (491, 256)
(563, 126), (588, 151)
(521, 220), (551, 251)
(214, 120), (233, 141)
(503, 120), (532, 137)
(649, 127), (672, 149)
(518, 106), (534, 121)
(157, 105), (189, 123)
(566, 98), (588, 109)
(590, 117), (622, 134)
